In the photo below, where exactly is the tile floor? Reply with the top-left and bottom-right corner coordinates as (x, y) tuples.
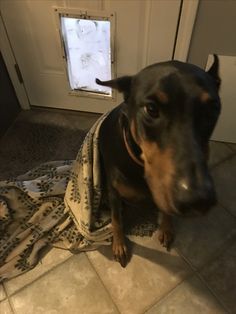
(0, 109), (236, 314)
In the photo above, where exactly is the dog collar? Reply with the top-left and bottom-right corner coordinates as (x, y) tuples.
(123, 127), (144, 167)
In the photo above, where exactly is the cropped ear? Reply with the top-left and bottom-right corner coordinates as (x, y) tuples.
(96, 76), (133, 101)
(207, 54), (221, 89)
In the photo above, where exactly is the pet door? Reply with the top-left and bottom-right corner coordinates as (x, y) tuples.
(55, 8), (115, 98)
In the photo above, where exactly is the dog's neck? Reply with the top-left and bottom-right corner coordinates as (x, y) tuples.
(121, 113), (144, 167)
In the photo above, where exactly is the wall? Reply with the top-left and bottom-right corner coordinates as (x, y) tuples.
(0, 52), (21, 137)
(187, 0), (236, 143)
(188, 0), (236, 68)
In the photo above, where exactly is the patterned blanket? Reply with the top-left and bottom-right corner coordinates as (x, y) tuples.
(0, 112), (112, 281)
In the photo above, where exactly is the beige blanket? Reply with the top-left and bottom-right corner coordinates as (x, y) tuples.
(0, 112), (112, 281)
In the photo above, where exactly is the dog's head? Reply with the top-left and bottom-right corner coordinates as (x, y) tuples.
(96, 56), (221, 216)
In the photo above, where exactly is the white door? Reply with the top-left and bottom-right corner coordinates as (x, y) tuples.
(0, 0), (181, 113)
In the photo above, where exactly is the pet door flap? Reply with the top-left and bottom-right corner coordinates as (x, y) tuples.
(57, 9), (114, 97)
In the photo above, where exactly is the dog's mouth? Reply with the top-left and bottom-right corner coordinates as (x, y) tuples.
(139, 138), (217, 218)
(172, 203), (215, 218)
(146, 175), (217, 218)
(162, 191), (217, 217)
(158, 200), (214, 217)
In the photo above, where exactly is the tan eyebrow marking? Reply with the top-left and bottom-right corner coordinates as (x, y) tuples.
(156, 89), (169, 103)
(200, 91), (211, 103)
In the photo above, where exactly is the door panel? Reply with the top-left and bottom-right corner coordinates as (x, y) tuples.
(0, 0), (181, 113)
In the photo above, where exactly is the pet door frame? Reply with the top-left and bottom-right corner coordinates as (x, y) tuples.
(54, 7), (116, 100)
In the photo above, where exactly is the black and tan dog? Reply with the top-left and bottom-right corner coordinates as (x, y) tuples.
(96, 55), (221, 267)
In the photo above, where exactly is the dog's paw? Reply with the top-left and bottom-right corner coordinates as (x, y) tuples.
(158, 229), (174, 251)
(112, 238), (128, 268)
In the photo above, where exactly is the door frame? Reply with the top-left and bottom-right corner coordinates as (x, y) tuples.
(0, 0), (199, 110)
(173, 0), (199, 61)
(0, 13), (30, 109)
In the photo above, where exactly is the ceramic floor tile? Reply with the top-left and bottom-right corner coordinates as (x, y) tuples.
(173, 205), (236, 269)
(5, 247), (72, 296)
(208, 141), (234, 167)
(10, 254), (118, 314)
(0, 299), (13, 314)
(87, 233), (191, 314)
(0, 284), (6, 301)
(146, 275), (226, 314)
(226, 142), (236, 152)
(200, 238), (236, 313)
(212, 155), (236, 216)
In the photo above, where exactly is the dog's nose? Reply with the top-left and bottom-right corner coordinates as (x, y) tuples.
(179, 179), (190, 191)
(176, 176), (216, 214)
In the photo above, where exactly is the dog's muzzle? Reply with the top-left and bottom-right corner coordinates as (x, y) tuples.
(174, 174), (217, 216)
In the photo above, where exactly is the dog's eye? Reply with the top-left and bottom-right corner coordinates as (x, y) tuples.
(144, 103), (160, 118)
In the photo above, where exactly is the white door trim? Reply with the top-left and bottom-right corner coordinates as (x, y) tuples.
(0, 14), (30, 110)
(174, 0), (199, 62)
(1, 1), (198, 111)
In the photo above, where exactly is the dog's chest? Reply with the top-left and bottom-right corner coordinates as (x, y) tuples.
(113, 179), (152, 205)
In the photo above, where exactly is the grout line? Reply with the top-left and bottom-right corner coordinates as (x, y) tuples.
(175, 230), (236, 276)
(0, 283), (8, 302)
(3, 252), (73, 298)
(143, 271), (195, 313)
(173, 237), (236, 314)
(225, 143), (236, 153)
(141, 247), (195, 313)
(175, 255), (229, 313)
(7, 296), (17, 314)
(5, 252), (121, 313)
(86, 243), (200, 314)
(85, 253), (121, 314)
(195, 272), (231, 314)
(85, 245), (195, 314)
(218, 202), (236, 220)
(210, 151), (236, 170)
(174, 247), (196, 270)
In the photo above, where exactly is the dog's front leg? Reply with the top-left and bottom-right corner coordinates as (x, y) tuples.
(109, 188), (128, 267)
(158, 212), (174, 250)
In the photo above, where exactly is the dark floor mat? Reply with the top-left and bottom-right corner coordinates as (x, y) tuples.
(0, 119), (86, 179)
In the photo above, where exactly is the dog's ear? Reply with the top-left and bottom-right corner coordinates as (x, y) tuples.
(207, 54), (221, 89)
(96, 76), (132, 100)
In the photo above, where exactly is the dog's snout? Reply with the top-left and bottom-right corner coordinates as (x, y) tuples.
(178, 178), (190, 191)
(176, 175), (216, 214)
